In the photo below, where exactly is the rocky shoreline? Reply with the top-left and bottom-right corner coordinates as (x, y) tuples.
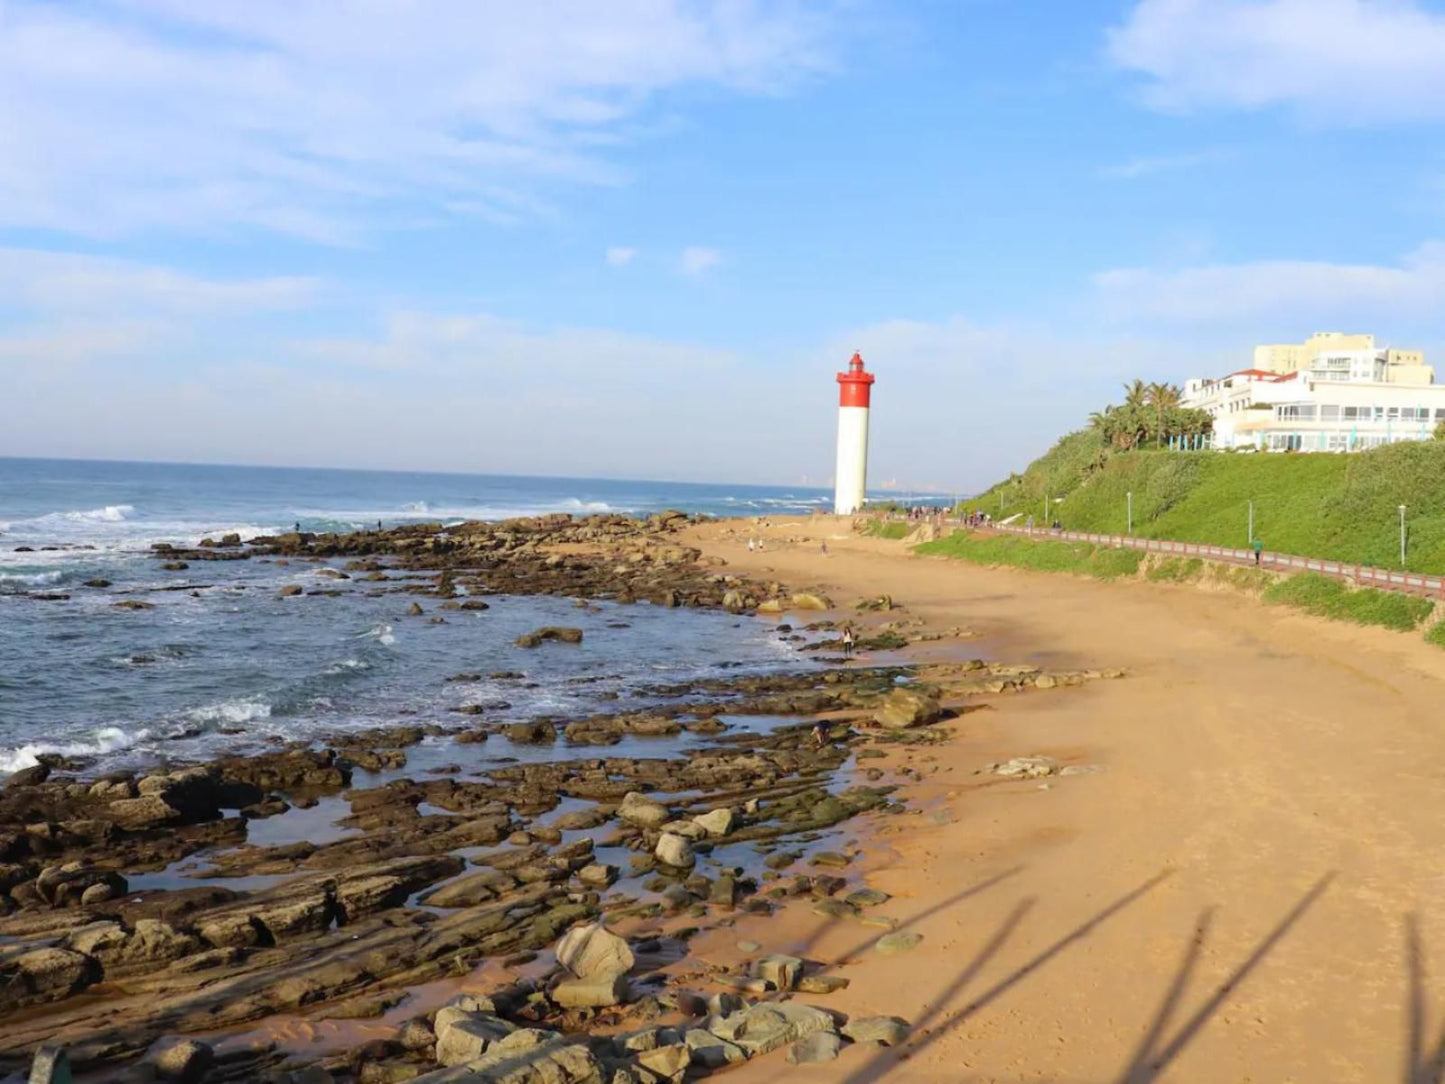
(1, 513), (1119, 1083)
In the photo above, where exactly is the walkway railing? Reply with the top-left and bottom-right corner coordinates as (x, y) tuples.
(877, 513), (1445, 600)
(988, 523), (1445, 599)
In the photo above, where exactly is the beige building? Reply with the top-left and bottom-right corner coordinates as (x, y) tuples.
(1183, 333), (1441, 452)
(1254, 332), (1433, 385)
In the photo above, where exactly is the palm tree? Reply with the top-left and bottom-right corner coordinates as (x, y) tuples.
(1122, 379), (1148, 411)
(1146, 382), (1182, 447)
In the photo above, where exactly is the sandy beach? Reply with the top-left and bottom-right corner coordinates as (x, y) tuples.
(682, 515), (1445, 1082)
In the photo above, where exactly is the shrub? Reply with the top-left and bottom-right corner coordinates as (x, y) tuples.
(1262, 572), (1433, 632)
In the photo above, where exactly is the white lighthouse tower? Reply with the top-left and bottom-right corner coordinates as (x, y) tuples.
(834, 352), (875, 515)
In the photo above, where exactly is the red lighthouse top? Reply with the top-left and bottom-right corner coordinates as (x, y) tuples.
(837, 351), (875, 408)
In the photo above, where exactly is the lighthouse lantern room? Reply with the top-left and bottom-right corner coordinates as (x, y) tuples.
(834, 352), (875, 515)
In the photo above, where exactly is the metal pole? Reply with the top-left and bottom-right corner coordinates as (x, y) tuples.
(1400, 504), (1407, 568)
(1127, 491), (1132, 535)
(1248, 501), (1254, 546)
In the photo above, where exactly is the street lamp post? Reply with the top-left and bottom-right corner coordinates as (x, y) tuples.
(1400, 504), (1407, 569)
(1127, 491), (1133, 536)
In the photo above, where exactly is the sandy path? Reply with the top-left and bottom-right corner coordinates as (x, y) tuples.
(679, 516), (1445, 1083)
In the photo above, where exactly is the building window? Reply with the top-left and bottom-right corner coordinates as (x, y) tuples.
(1320, 405), (1340, 421)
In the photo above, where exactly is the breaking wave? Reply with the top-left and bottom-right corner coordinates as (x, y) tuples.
(182, 697), (273, 726)
(0, 726), (143, 775)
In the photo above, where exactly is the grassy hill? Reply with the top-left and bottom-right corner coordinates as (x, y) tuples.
(967, 434), (1445, 573)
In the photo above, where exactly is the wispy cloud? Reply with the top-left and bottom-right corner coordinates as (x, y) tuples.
(1093, 242), (1445, 325)
(1108, 0), (1445, 122)
(680, 246), (722, 276)
(605, 247), (638, 267)
(1098, 148), (1234, 180)
(0, 1), (843, 243)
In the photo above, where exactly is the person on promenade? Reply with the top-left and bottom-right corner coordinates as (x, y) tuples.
(1253, 538), (1264, 566)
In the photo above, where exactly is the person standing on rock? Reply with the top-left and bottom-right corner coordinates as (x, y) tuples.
(842, 624), (855, 657)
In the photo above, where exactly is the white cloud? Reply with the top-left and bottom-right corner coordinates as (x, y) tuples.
(0, 1), (841, 242)
(605, 247), (638, 267)
(1093, 242), (1445, 325)
(1098, 148), (1234, 179)
(680, 246), (723, 275)
(1108, 0), (1445, 121)
(0, 248), (321, 316)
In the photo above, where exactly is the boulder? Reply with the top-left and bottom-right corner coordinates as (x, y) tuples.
(654, 834), (695, 869)
(147, 1038), (215, 1082)
(633, 1044), (689, 1081)
(515, 627), (584, 648)
(555, 922), (634, 981)
(4, 764), (49, 789)
(434, 1010), (515, 1067)
(874, 685), (942, 729)
(789, 593), (832, 610)
(842, 1015), (911, 1046)
(279, 584), (304, 597)
(1, 947), (94, 1012)
(683, 1029), (745, 1069)
(692, 808), (733, 837)
(752, 954), (802, 992)
(35, 863), (128, 908)
(552, 973), (629, 1009)
(617, 792), (669, 829)
(787, 1032), (842, 1064)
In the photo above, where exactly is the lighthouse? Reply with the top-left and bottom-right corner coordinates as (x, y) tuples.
(834, 352), (875, 515)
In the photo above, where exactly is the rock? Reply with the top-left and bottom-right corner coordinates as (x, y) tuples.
(147, 1038), (215, 1082)
(503, 721), (555, 745)
(843, 1015), (911, 1046)
(279, 584), (304, 597)
(434, 1011), (515, 1067)
(855, 594), (894, 611)
(721, 590), (750, 614)
(752, 954), (802, 992)
(552, 973), (629, 1009)
(874, 685), (942, 729)
(633, 1044), (689, 1081)
(617, 792), (669, 828)
(692, 808), (733, 837)
(407, 602), (424, 616)
(991, 756), (1056, 779)
(556, 922), (634, 981)
(654, 833), (695, 869)
(683, 1029), (746, 1069)
(5, 764), (50, 788)
(577, 864), (618, 888)
(27, 1045), (70, 1084)
(657, 819), (705, 840)
(412, 1036), (599, 1084)
(398, 1019), (435, 1051)
(845, 888), (890, 908)
(713, 1005), (793, 1057)
(874, 931), (924, 955)
(790, 593), (832, 610)
(107, 794), (185, 829)
(809, 851), (850, 868)
(797, 975), (849, 994)
(787, 1032), (842, 1064)
(1, 947), (94, 1012)
(515, 627), (584, 648)
(36, 863), (128, 907)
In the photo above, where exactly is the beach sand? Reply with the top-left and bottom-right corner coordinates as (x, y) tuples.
(681, 515), (1445, 1082)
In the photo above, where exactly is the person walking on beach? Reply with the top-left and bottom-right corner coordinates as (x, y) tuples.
(747, 538), (755, 553)
(820, 541), (829, 557)
(842, 623), (855, 657)
(1253, 538), (1264, 566)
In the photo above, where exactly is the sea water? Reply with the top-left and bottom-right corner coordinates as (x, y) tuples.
(0, 458), (836, 774)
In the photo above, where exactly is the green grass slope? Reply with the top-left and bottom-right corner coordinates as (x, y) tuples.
(967, 438), (1445, 573)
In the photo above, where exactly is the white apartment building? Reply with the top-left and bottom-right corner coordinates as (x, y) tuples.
(1183, 334), (1444, 452)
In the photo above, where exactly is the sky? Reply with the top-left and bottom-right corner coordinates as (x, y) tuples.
(3, 0), (1445, 493)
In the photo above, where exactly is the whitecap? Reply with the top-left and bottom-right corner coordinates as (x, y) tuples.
(183, 697), (272, 725)
(323, 658), (370, 676)
(0, 726), (143, 775)
(355, 623), (396, 647)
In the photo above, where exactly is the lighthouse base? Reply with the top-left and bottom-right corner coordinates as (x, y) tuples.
(834, 405), (870, 515)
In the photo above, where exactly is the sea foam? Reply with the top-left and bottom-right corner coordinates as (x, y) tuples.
(0, 726), (142, 774)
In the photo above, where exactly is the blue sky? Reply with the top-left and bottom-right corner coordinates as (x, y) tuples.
(3, 0), (1445, 491)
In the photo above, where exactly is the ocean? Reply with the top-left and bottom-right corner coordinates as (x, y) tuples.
(0, 458), (842, 776)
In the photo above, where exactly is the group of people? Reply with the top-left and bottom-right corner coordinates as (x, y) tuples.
(960, 509), (993, 528)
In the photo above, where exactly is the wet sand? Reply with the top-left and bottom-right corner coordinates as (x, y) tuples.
(683, 515), (1445, 1083)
